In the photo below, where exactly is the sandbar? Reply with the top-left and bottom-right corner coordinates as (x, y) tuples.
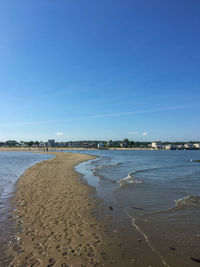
(9, 152), (125, 266)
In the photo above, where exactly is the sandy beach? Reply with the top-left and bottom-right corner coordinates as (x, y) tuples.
(9, 152), (129, 267)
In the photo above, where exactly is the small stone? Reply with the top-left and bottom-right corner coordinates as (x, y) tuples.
(62, 252), (67, 256)
(190, 257), (200, 263)
(108, 206), (113, 210)
(47, 258), (55, 267)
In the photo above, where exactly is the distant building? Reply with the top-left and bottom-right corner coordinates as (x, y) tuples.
(165, 144), (176, 150)
(48, 139), (55, 147)
(90, 143), (97, 148)
(194, 143), (200, 149)
(152, 141), (162, 149)
(81, 143), (89, 148)
(15, 143), (21, 147)
(69, 141), (81, 148)
(68, 142), (72, 147)
(177, 144), (184, 150)
(107, 141), (114, 147)
(184, 143), (194, 150)
(97, 143), (104, 149)
(120, 142), (128, 148)
(39, 141), (46, 147)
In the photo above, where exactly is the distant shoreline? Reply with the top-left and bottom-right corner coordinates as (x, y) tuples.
(0, 147), (154, 151)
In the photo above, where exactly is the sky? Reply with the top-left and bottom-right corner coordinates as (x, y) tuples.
(0, 0), (200, 142)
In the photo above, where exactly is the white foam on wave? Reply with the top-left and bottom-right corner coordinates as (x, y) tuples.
(175, 194), (200, 208)
(94, 162), (121, 171)
(117, 172), (142, 186)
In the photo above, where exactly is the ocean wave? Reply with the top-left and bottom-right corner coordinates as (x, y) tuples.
(117, 172), (142, 186)
(94, 162), (122, 171)
(175, 195), (200, 208)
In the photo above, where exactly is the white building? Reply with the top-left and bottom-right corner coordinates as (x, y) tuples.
(39, 141), (46, 147)
(152, 141), (162, 149)
(194, 143), (200, 149)
(97, 143), (104, 148)
(184, 143), (194, 150)
(165, 144), (176, 150)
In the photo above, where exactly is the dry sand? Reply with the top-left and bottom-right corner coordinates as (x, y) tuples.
(9, 152), (129, 267)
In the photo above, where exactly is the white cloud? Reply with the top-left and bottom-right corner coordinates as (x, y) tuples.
(128, 131), (139, 135)
(142, 132), (147, 136)
(56, 132), (64, 136)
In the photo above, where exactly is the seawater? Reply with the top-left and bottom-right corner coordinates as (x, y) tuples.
(64, 149), (200, 266)
(0, 151), (53, 266)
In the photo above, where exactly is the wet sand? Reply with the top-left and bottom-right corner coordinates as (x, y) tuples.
(9, 152), (165, 266)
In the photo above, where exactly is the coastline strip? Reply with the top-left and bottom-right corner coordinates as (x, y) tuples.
(10, 152), (116, 266)
(9, 151), (165, 267)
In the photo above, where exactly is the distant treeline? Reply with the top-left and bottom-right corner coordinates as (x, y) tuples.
(0, 139), (199, 148)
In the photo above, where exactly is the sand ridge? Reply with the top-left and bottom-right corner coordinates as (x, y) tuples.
(9, 152), (122, 267)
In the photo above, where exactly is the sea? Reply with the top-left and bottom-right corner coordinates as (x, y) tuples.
(0, 151), (53, 266)
(65, 149), (200, 266)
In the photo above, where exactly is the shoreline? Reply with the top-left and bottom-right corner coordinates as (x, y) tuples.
(0, 147), (153, 152)
(5, 150), (168, 266)
(9, 152), (134, 266)
(0, 151), (54, 267)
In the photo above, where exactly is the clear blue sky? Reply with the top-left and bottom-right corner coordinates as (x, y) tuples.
(0, 0), (199, 142)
